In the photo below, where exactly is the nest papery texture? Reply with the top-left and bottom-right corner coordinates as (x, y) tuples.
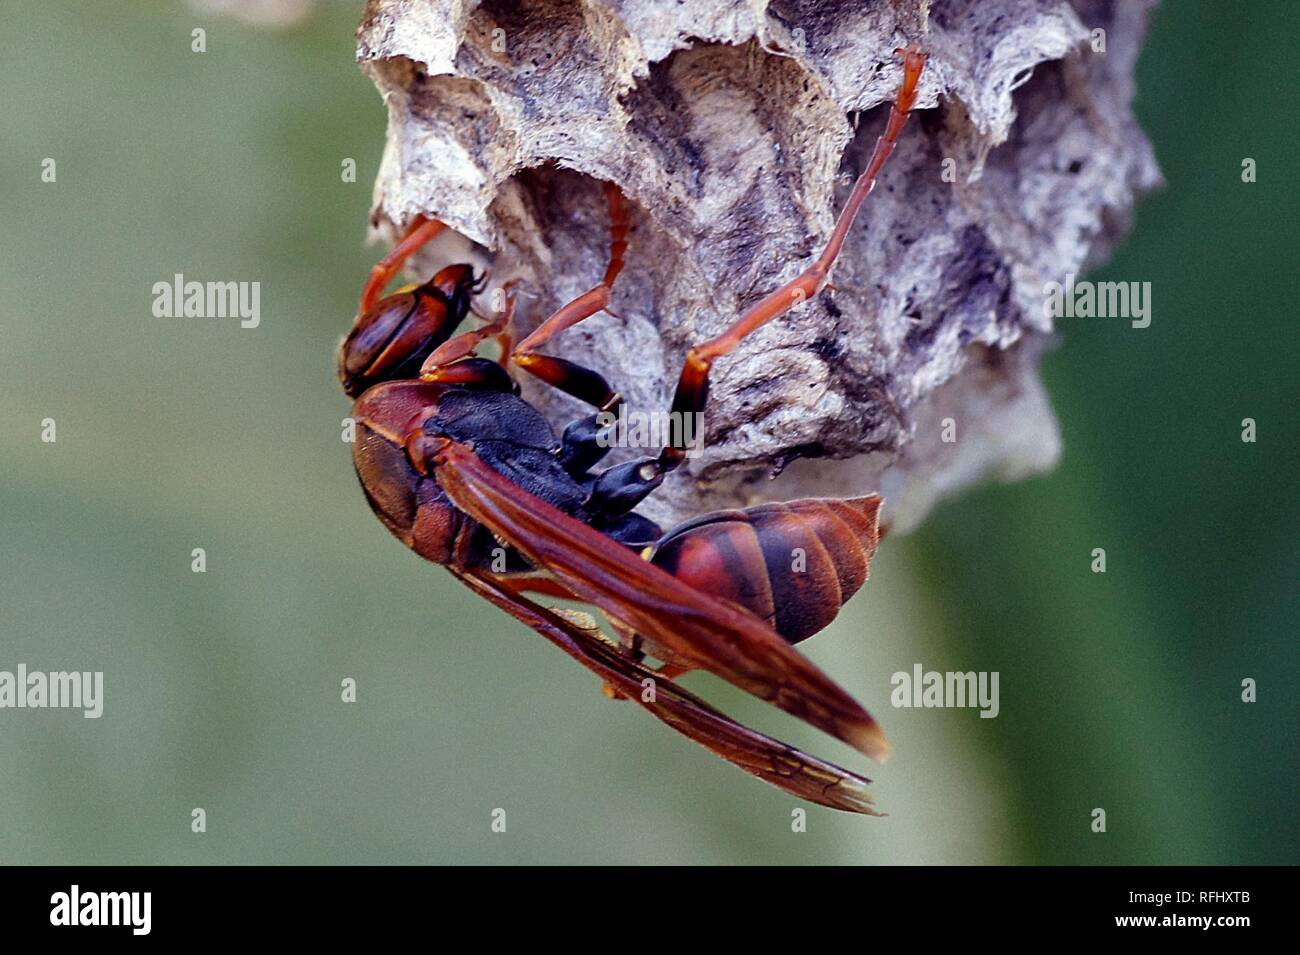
(357, 0), (1160, 531)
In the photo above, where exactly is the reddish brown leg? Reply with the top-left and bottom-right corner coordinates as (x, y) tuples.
(495, 328), (514, 363)
(487, 571), (634, 699)
(488, 571), (582, 602)
(511, 182), (630, 412)
(416, 282), (521, 391)
(421, 281), (519, 371)
(655, 44), (927, 472)
(493, 572), (693, 695)
(358, 215), (448, 316)
(654, 662), (693, 681)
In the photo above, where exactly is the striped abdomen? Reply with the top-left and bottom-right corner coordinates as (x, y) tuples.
(648, 497), (882, 644)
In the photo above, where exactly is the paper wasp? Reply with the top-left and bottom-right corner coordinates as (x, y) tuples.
(338, 46), (927, 814)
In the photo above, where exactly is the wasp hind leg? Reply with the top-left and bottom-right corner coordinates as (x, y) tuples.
(577, 49), (929, 518)
(653, 45), (928, 475)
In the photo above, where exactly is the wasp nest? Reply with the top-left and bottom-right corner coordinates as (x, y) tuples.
(356, 0), (1159, 531)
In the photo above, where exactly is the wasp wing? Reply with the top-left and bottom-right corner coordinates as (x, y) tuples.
(452, 566), (880, 814)
(435, 440), (890, 761)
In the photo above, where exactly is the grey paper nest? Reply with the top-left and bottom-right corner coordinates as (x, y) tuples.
(356, 0), (1160, 532)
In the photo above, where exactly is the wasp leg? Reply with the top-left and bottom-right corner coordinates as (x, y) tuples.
(584, 456), (664, 515)
(421, 357), (514, 391)
(488, 573), (644, 699)
(511, 181), (629, 413)
(651, 44), (927, 474)
(485, 577), (647, 665)
(654, 661), (693, 681)
(578, 47), (927, 515)
(358, 215), (448, 317)
(418, 282), (520, 392)
(548, 411), (612, 477)
(499, 183), (633, 476)
(484, 569), (581, 602)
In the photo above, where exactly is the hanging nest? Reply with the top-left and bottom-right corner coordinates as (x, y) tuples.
(355, 0), (1160, 531)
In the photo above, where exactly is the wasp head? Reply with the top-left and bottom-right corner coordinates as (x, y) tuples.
(338, 264), (479, 398)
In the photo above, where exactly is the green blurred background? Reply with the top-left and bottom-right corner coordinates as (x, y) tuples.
(1, 1), (1295, 864)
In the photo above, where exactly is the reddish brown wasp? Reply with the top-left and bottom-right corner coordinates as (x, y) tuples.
(338, 46), (927, 814)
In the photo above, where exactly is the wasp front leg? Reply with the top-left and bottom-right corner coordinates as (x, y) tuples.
(416, 281), (523, 393)
(357, 214), (447, 317)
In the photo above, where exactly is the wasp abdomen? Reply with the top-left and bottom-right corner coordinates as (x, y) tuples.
(649, 497), (882, 644)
